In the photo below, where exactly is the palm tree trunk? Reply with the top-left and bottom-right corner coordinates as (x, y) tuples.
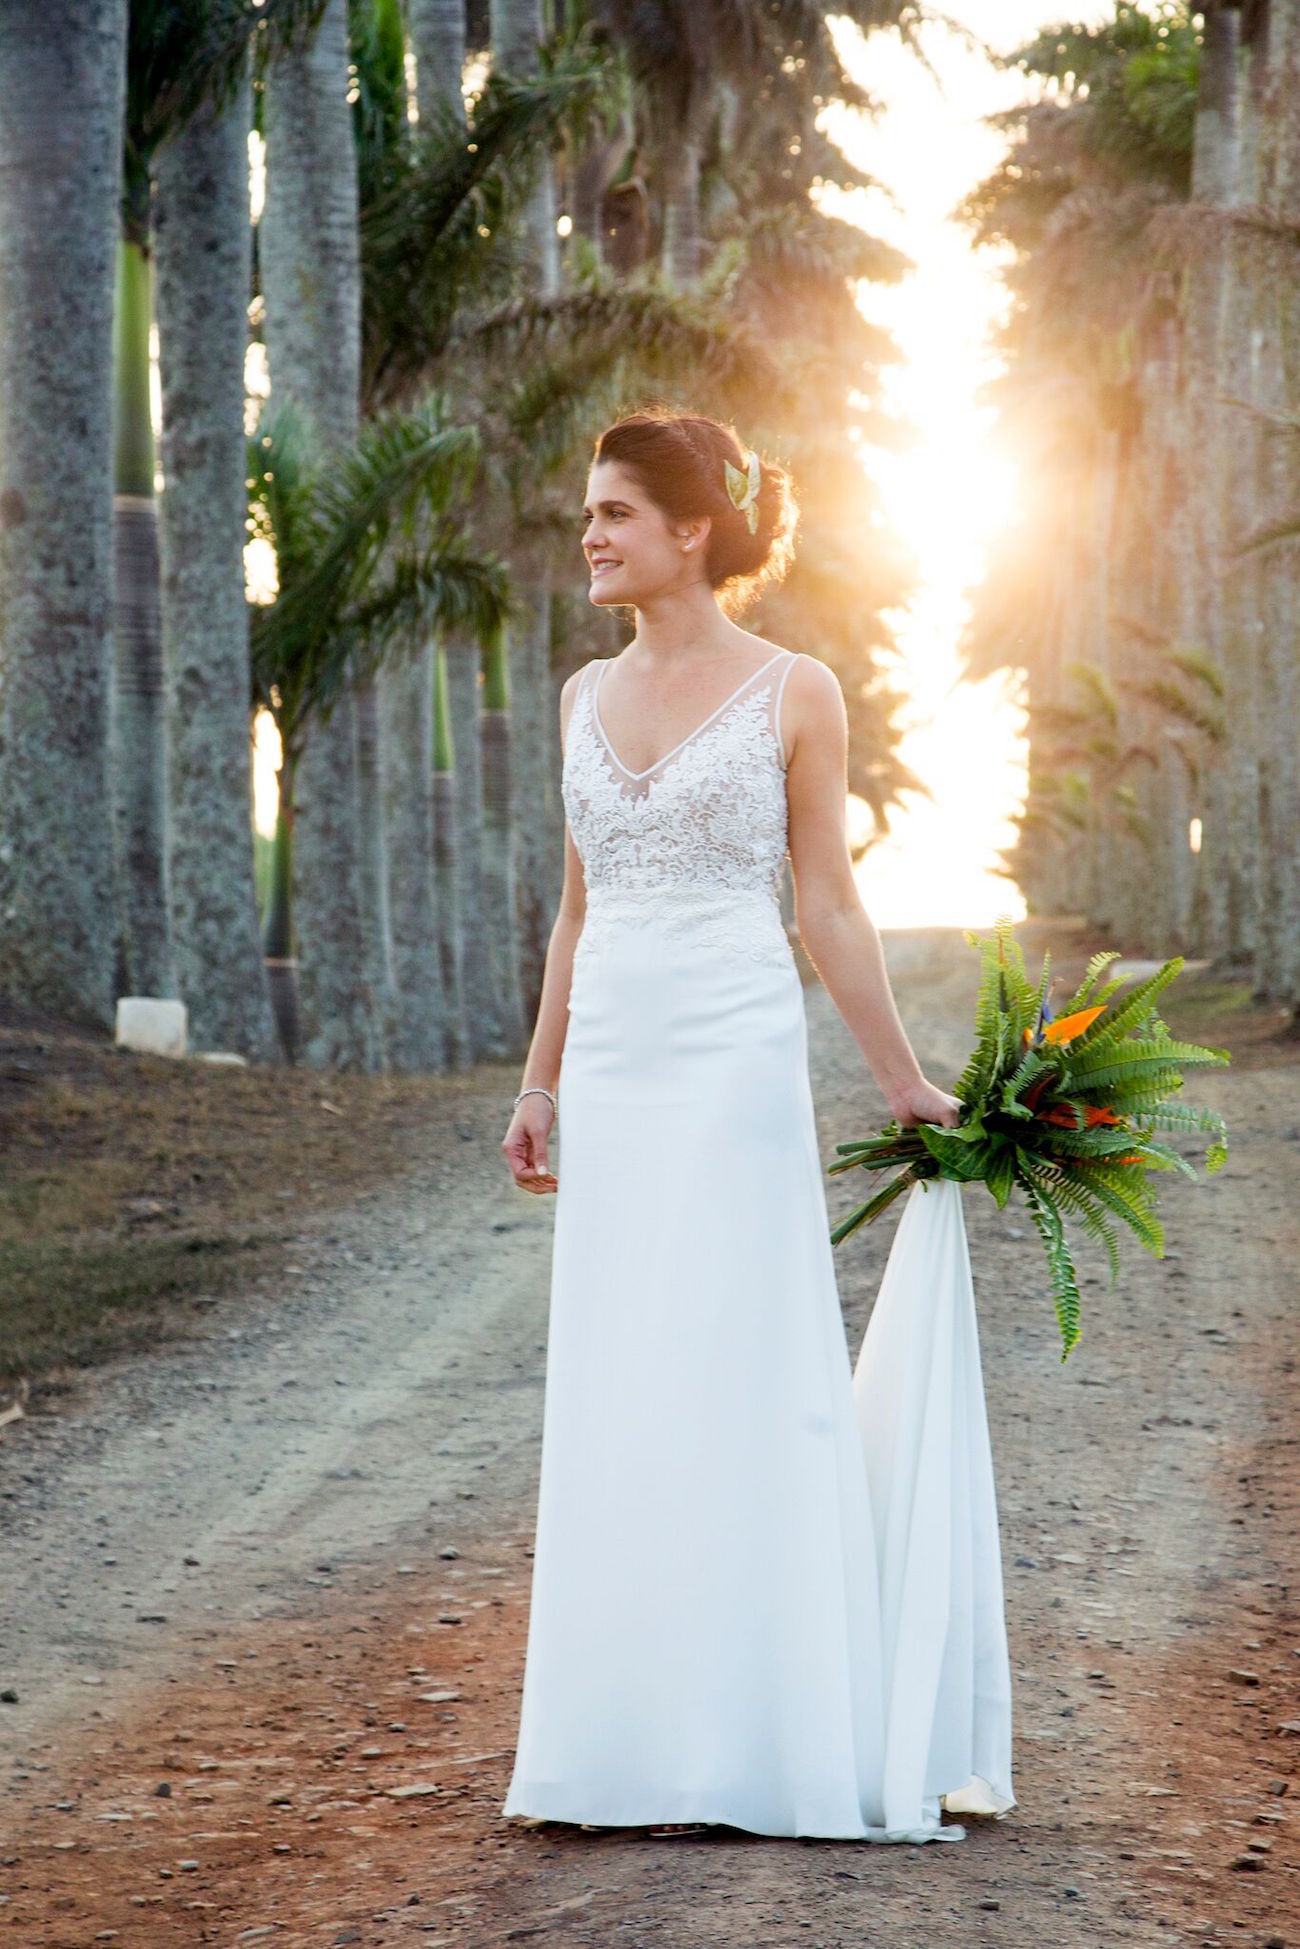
(353, 673), (403, 1051)
(152, 59), (279, 1061)
(369, 0), (469, 1075)
(1252, 0), (1300, 1004)
(480, 627), (529, 1052)
(508, 566), (557, 1022)
(1215, 26), (1267, 975)
(379, 644), (448, 1069)
(1185, 1), (1239, 959)
(0, 2), (126, 1029)
(661, 131), (702, 287)
(431, 643), (471, 1066)
(408, 0), (465, 118)
(490, 0), (560, 296)
(111, 236), (177, 998)
(487, 0), (559, 1043)
(446, 633), (512, 1058)
(260, 0), (386, 1069)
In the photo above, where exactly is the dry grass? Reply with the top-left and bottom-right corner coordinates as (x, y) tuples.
(0, 1004), (512, 1394)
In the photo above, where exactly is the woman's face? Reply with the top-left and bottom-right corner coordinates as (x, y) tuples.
(581, 458), (708, 610)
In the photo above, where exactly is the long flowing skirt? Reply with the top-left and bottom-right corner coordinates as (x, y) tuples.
(501, 910), (1015, 1841)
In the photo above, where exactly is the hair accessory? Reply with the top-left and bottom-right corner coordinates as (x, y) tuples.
(724, 449), (761, 534)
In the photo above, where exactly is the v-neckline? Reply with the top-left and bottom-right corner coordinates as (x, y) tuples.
(591, 650), (786, 782)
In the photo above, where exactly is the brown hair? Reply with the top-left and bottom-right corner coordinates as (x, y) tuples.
(591, 407), (798, 615)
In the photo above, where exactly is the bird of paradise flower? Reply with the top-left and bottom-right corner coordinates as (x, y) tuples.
(827, 922), (1230, 1360)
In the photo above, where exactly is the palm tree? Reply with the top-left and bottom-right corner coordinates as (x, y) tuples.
(963, 1), (1300, 1014)
(351, 0), (461, 1070)
(961, 5), (1208, 944)
(490, 0), (561, 299)
(112, 191), (175, 1000)
(152, 49), (280, 1059)
(113, 0), (328, 1003)
(444, 624), (517, 1056)
(0, 0), (128, 1030)
(409, 0), (467, 116)
(246, 394), (511, 1029)
(430, 642), (473, 1066)
(260, 0), (388, 1068)
(408, 0), (475, 1064)
(357, 15), (620, 1045)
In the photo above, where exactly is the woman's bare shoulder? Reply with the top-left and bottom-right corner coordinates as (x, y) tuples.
(775, 649), (843, 707)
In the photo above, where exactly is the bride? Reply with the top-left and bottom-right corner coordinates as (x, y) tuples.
(498, 406), (1014, 1843)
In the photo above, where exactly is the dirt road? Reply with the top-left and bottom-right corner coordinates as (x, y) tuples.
(2, 928), (1296, 1947)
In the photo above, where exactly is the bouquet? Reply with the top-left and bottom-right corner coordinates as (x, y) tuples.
(828, 922), (1230, 1360)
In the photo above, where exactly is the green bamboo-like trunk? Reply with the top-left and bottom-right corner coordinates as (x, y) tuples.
(261, 0), (384, 1069)
(0, 1), (127, 1029)
(111, 234), (177, 999)
(152, 57), (279, 1060)
(264, 759), (295, 962)
(263, 750), (304, 1057)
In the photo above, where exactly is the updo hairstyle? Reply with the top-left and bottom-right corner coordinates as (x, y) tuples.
(591, 407), (798, 614)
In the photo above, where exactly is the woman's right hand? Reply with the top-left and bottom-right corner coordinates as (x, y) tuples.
(502, 1099), (558, 1193)
(888, 1075), (961, 1130)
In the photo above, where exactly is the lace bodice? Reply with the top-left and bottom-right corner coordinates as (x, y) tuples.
(563, 649), (799, 968)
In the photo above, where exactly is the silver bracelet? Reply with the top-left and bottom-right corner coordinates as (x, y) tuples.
(514, 1085), (557, 1116)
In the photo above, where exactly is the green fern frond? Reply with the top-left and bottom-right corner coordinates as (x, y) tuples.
(1020, 1176), (1083, 1361)
(1133, 1137), (1199, 1181)
(1018, 1154), (1121, 1284)
(1065, 949), (1120, 1012)
(1070, 957), (1185, 1052)
(1000, 1048), (1055, 1119)
(1069, 1039), (1229, 1092)
(1069, 1160), (1164, 1257)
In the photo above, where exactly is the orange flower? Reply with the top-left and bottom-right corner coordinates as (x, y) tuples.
(1041, 1005), (1106, 1046)
(1036, 1102), (1123, 1129)
(1023, 1074), (1051, 1112)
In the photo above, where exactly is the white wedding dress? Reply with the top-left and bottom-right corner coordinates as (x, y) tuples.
(501, 649), (1015, 1842)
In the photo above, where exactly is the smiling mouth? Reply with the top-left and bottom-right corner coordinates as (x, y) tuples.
(589, 560), (622, 574)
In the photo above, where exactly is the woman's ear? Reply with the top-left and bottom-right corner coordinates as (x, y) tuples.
(678, 514), (710, 553)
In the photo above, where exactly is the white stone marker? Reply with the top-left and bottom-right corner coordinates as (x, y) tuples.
(114, 997), (188, 1058)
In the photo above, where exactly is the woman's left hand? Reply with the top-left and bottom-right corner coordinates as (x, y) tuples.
(888, 1076), (961, 1129)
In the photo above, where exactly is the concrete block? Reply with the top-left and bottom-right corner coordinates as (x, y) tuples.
(115, 997), (188, 1059)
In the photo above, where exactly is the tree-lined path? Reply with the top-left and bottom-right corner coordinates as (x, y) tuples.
(2, 932), (1295, 1947)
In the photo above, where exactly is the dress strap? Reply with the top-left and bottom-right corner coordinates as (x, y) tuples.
(773, 650), (799, 768)
(580, 658), (606, 710)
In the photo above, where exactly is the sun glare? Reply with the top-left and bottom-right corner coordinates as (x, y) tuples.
(812, 7), (1070, 930)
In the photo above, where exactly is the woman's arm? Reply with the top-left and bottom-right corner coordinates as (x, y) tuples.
(500, 669), (589, 1193)
(781, 654), (960, 1129)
